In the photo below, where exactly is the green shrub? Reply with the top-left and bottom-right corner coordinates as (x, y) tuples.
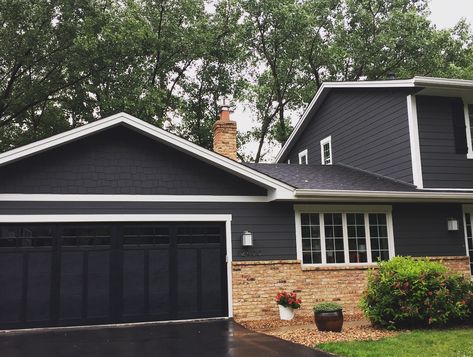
(361, 256), (473, 329)
(314, 302), (343, 313)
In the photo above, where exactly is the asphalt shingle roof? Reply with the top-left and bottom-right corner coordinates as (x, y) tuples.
(243, 163), (418, 191)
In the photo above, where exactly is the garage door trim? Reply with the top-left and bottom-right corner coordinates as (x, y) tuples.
(0, 214), (234, 319)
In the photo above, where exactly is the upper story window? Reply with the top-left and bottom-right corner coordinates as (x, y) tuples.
(320, 136), (332, 165)
(465, 104), (473, 159)
(298, 149), (308, 165)
(295, 205), (394, 266)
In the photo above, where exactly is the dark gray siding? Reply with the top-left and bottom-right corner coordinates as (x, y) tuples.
(393, 203), (466, 256)
(0, 125), (266, 195)
(0, 201), (296, 261)
(284, 89), (414, 183)
(417, 95), (473, 188)
(0, 201), (467, 261)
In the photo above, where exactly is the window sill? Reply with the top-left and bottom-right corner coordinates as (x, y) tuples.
(301, 263), (378, 271)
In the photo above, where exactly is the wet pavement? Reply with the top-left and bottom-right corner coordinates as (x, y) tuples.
(0, 319), (334, 357)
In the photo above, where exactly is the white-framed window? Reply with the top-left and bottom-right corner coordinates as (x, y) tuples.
(287, 159), (291, 164)
(298, 149), (308, 165)
(295, 205), (395, 266)
(464, 103), (473, 159)
(320, 136), (332, 165)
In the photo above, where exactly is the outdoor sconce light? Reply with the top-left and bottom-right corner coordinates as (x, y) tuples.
(447, 218), (459, 231)
(241, 231), (253, 247)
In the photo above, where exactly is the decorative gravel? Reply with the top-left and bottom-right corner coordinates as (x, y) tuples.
(239, 315), (398, 347)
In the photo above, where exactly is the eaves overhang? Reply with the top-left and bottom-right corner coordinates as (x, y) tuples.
(293, 188), (473, 202)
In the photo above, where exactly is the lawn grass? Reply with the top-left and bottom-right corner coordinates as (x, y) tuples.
(317, 328), (473, 357)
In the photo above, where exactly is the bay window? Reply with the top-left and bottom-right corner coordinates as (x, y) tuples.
(296, 205), (394, 266)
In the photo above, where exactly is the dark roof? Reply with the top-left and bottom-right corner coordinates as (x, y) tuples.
(243, 163), (418, 191)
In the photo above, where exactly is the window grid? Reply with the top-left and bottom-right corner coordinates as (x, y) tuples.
(320, 136), (332, 165)
(369, 213), (389, 262)
(299, 211), (390, 265)
(324, 213), (345, 264)
(347, 213), (368, 263)
(301, 213), (321, 264)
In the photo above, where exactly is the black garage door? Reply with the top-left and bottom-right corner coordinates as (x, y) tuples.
(0, 222), (228, 329)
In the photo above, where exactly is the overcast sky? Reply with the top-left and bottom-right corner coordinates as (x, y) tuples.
(236, 0), (473, 159)
(429, 0), (473, 29)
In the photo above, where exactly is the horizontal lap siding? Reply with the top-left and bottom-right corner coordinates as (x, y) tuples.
(0, 201), (296, 261)
(0, 125), (266, 196)
(392, 203), (466, 256)
(286, 89), (413, 183)
(417, 96), (473, 188)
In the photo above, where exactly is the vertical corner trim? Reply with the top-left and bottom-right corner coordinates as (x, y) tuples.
(406, 95), (424, 189)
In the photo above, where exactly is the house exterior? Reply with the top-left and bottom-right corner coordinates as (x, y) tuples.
(0, 77), (473, 329)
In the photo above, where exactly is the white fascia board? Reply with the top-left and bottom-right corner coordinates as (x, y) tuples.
(413, 76), (473, 89)
(294, 189), (473, 202)
(0, 112), (294, 199)
(0, 214), (233, 223)
(0, 194), (270, 202)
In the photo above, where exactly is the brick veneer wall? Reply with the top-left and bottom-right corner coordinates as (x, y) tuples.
(231, 256), (471, 321)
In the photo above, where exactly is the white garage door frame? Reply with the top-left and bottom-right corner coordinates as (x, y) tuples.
(0, 213), (234, 319)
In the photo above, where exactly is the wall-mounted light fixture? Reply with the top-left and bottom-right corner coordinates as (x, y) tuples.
(241, 231), (253, 247)
(447, 218), (459, 231)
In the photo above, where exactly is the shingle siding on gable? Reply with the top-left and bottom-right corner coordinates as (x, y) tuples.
(284, 88), (413, 184)
(416, 95), (473, 188)
(0, 125), (267, 196)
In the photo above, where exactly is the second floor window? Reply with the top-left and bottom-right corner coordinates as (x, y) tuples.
(298, 149), (308, 165)
(320, 136), (332, 165)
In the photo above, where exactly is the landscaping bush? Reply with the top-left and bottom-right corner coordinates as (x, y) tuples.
(361, 256), (473, 329)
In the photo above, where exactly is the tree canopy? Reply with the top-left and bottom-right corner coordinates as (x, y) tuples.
(1, 0), (472, 159)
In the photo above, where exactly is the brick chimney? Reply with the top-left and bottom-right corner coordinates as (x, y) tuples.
(213, 105), (237, 160)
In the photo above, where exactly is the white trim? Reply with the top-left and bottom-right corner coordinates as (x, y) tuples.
(0, 214), (232, 223)
(464, 103), (473, 159)
(294, 189), (473, 201)
(294, 204), (392, 213)
(0, 112), (294, 199)
(407, 95), (424, 188)
(294, 204), (394, 267)
(0, 194), (269, 203)
(0, 213), (234, 319)
(462, 205), (471, 259)
(298, 149), (308, 165)
(320, 136), (332, 165)
(423, 188), (473, 192)
(275, 76), (473, 163)
(225, 219), (233, 318)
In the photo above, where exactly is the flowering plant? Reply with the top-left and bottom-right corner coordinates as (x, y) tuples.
(276, 291), (302, 309)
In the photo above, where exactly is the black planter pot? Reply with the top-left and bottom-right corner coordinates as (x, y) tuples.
(314, 310), (343, 332)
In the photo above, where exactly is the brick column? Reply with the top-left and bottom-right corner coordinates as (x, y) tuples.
(213, 106), (237, 160)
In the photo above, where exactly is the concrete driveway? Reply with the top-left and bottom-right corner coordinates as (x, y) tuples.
(0, 319), (334, 357)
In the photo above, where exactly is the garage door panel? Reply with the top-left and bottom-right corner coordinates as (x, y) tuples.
(60, 252), (83, 320)
(86, 251), (110, 319)
(122, 250), (145, 317)
(148, 249), (170, 315)
(0, 253), (23, 324)
(176, 249), (199, 315)
(0, 222), (227, 329)
(201, 248), (223, 313)
(26, 252), (52, 322)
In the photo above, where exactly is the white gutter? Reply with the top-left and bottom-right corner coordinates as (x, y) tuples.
(294, 189), (473, 202)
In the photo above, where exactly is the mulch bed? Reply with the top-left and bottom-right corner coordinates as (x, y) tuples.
(238, 315), (399, 347)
